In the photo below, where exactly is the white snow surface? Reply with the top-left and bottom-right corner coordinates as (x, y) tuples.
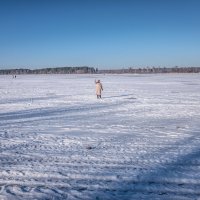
(0, 74), (200, 200)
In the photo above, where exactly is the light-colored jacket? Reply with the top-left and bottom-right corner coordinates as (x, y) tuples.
(96, 82), (103, 95)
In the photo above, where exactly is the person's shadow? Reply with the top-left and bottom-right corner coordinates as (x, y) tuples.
(103, 94), (136, 99)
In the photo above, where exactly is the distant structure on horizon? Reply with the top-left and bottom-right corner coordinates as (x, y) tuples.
(0, 66), (199, 75)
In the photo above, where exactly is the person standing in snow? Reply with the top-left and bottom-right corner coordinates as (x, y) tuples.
(95, 79), (103, 99)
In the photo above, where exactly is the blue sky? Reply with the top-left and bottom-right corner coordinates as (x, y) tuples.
(0, 0), (200, 69)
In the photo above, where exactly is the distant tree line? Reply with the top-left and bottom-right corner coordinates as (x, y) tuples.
(0, 66), (97, 75)
(0, 66), (200, 75)
(98, 67), (200, 74)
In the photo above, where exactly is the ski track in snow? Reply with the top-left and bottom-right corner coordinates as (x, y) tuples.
(0, 74), (200, 200)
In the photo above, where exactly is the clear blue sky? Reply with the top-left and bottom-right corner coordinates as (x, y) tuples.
(0, 0), (200, 69)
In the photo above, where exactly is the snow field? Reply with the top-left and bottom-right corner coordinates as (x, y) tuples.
(0, 74), (200, 200)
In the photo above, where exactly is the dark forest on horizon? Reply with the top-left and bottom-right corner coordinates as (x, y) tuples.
(0, 66), (200, 75)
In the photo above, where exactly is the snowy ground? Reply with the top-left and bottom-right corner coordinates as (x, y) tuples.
(0, 73), (200, 200)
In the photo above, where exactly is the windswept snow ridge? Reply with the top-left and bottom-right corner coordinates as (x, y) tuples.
(0, 74), (200, 200)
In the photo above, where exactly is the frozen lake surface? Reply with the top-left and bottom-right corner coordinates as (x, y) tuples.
(0, 74), (200, 200)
